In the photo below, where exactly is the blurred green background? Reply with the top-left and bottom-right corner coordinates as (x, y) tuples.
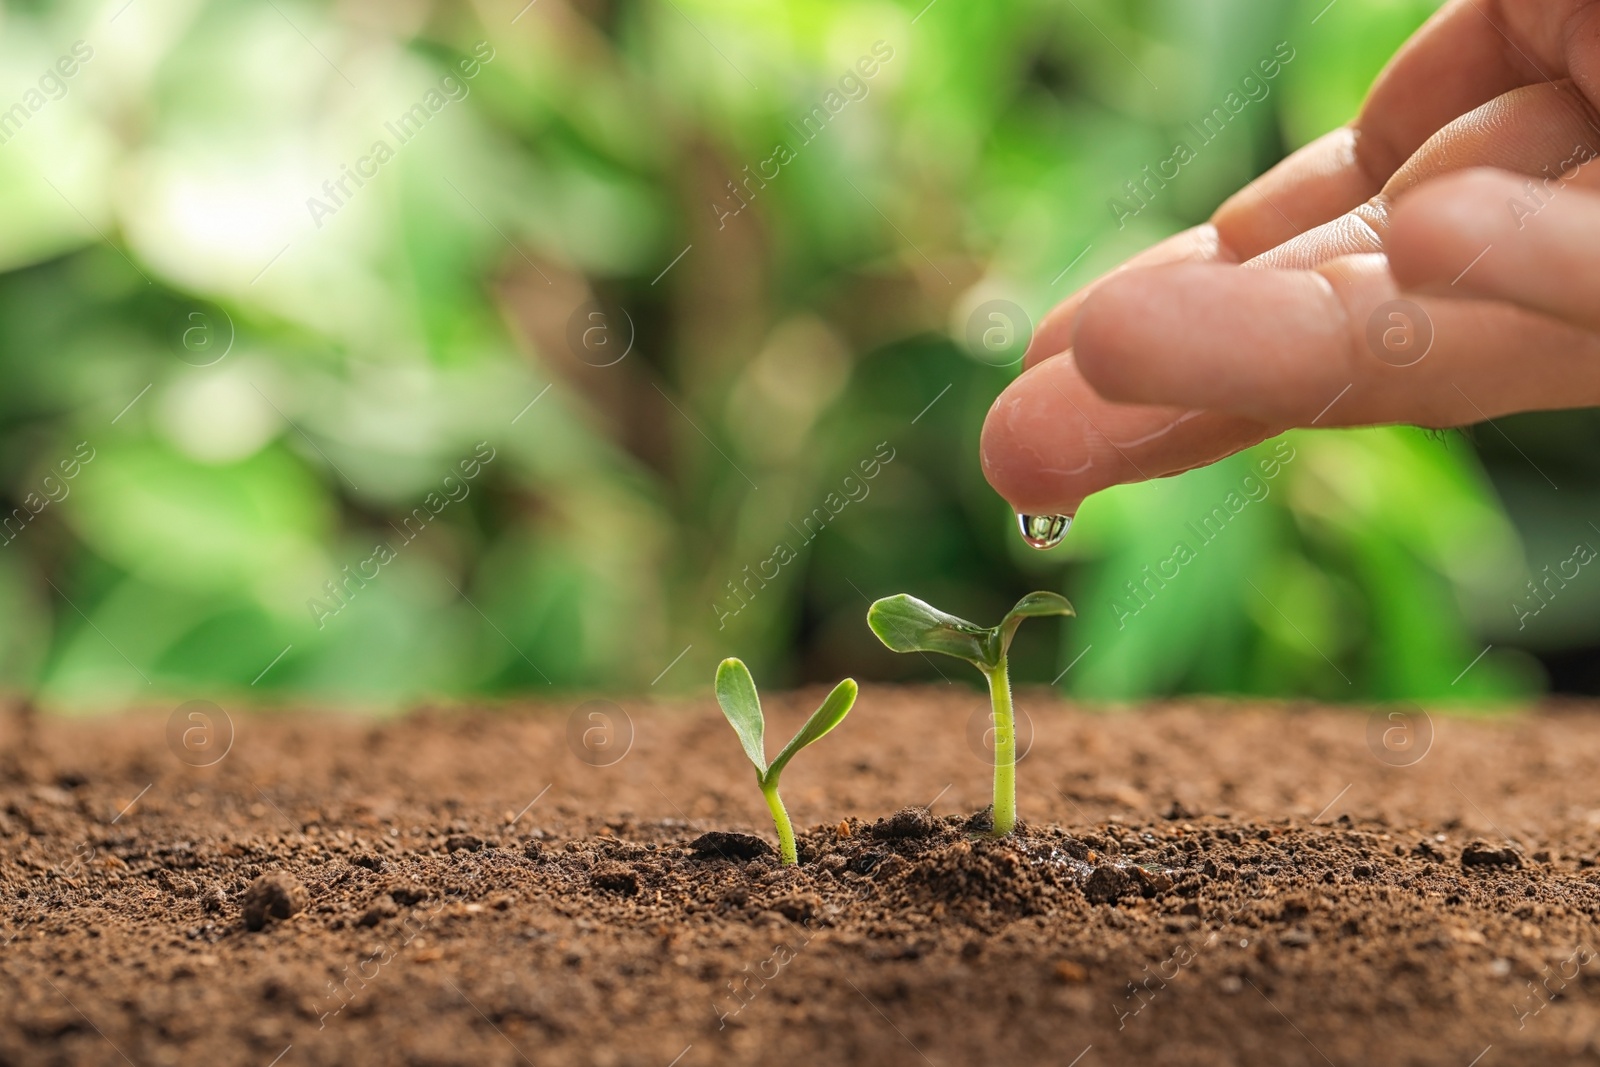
(1, 0), (1595, 712)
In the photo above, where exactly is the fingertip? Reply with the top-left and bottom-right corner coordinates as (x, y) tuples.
(979, 359), (1086, 514)
(981, 347), (1286, 516)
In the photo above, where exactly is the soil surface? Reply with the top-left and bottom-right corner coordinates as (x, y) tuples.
(5, 689), (1600, 1066)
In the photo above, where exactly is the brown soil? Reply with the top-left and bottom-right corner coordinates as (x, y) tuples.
(5, 689), (1600, 1067)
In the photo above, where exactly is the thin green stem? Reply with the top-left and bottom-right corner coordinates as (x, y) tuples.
(761, 779), (798, 864)
(985, 656), (1017, 836)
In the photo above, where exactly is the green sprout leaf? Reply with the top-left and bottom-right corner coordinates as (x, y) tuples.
(997, 591), (1075, 658)
(767, 678), (857, 783)
(865, 590), (1075, 836)
(714, 658), (766, 774)
(712, 659), (858, 865)
(866, 594), (992, 667)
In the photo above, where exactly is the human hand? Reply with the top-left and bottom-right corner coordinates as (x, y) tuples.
(981, 0), (1600, 544)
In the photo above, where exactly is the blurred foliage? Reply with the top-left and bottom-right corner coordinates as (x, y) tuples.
(0, 0), (1592, 712)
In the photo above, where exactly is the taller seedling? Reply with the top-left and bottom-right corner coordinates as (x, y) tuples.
(867, 592), (1074, 836)
(714, 658), (857, 865)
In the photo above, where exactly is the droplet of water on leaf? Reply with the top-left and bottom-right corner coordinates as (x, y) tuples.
(1017, 513), (1071, 550)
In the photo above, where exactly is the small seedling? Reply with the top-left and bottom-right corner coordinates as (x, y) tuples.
(714, 658), (858, 865)
(867, 591), (1074, 837)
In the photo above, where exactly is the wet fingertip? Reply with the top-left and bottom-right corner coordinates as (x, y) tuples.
(978, 374), (1033, 491)
(977, 365), (1086, 515)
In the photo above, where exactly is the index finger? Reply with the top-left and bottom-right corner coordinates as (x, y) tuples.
(1223, 0), (1600, 249)
(1024, 128), (1360, 370)
(1024, 0), (1597, 369)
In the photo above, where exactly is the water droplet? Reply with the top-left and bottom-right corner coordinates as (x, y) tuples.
(1017, 513), (1072, 550)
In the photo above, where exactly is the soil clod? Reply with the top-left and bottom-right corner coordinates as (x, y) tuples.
(871, 806), (939, 840)
(963, 807), (994, 834)
(770, 893), (822, 923)
(358, 899), (398, 926)
(1461, 840), (1525, 869)
(386, 882), (429, 905)
(240, 871), (309, 931)
(1083, 864), (1133, 904)
(591, 863), (640, 896)
(689, 831), (774, 861)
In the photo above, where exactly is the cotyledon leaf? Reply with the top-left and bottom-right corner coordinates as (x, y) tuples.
(715, 657), (767, 774)
(997, 591), (1075, 657)
(867, 594), (992, 667)
(765, 678), (858, 784)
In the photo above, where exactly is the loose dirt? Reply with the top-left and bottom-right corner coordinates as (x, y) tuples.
(4, 689), (1600, 1066)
